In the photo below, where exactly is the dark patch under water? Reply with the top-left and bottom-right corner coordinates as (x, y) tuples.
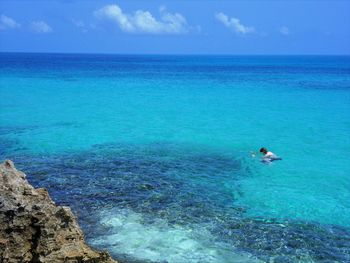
(2, 143), (350, 263)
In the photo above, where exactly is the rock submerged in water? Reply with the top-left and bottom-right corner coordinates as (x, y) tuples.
(0, 160), (117, 263)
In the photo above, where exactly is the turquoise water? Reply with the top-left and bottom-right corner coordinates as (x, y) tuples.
(1, 53), (350, 262)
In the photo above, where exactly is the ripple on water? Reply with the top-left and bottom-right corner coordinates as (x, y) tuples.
(91, 208), (261, 263)
(6, 142), (350, 263)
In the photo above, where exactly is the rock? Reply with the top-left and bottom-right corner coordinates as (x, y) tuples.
(0, 160), (118, 263)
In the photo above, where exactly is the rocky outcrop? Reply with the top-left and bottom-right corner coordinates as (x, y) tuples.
(0, 160), (117, 263)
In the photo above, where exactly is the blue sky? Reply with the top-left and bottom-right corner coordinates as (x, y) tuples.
(0, 0), (349, 55)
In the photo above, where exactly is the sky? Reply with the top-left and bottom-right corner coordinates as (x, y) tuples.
(0, 0), (350, 55)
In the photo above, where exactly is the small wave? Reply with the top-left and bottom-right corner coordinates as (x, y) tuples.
(90, 208), (261, 263)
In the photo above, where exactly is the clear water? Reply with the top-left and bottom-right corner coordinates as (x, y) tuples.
(1, 53), (350, 262)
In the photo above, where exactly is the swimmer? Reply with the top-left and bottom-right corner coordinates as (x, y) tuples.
(259, 147), (282, 163)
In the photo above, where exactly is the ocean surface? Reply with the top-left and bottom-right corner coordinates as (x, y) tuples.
(0, 53), (350, 262)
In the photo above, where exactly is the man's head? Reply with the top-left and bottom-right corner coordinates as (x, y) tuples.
(260, 147), (268, 154)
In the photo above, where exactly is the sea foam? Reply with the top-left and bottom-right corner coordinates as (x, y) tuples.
(91, 208), (261, 263)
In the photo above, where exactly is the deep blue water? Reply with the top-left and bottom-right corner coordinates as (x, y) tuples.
(0, 53), (350, 262)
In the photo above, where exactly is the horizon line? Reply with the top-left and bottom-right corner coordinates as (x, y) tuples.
(1, 51), (350, 56)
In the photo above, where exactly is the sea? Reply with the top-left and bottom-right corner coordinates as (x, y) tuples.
(0, 53), (349, 262)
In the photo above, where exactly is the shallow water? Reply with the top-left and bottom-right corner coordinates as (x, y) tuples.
(1, 53), (350, 262)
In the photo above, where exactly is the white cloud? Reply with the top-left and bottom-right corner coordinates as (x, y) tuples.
(215, 12), (254, 34)
(72, 19), (98, 33)
(0, 14), (21, 30)
(72, 19), (88, 33)
(94, 4), (191, 34)
(279, 26), (290, 35)
(30, 21), (53, 33)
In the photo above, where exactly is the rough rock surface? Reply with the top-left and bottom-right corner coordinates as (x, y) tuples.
(0, 160), (118, 263)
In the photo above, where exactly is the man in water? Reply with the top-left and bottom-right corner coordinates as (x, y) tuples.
(259, 147), (282, 163)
